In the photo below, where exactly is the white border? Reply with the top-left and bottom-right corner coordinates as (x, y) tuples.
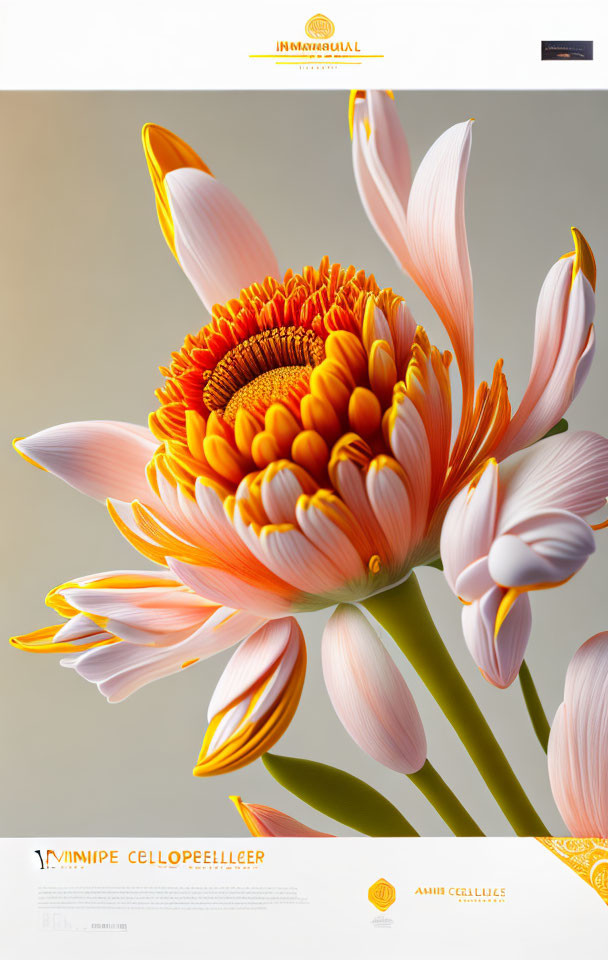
(0, 0), (605, 89)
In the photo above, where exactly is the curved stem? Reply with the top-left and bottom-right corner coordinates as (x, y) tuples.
(363, 574), (549, 836)
(408, 760), (484, 836)
(519, 660), (550, 753)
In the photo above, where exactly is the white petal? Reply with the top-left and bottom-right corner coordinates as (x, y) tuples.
(14, 420), (157, 503)
(165, 168), (279, 311)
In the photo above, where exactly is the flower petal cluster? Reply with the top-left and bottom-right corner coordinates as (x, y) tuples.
(441, 432), (608, 687)
(10, 92), (603, 778)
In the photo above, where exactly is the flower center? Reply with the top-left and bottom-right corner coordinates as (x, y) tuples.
(202, 326), (325, 423)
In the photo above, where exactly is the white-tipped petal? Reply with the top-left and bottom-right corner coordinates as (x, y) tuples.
(165, 167), (279, 311)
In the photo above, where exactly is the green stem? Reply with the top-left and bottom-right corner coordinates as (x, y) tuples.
(519, 660), (550, 753)
(363, 574), (549, 836)
(409, 760), (484, 836)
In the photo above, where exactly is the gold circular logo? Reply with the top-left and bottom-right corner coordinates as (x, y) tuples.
(305, 14), (335, 39)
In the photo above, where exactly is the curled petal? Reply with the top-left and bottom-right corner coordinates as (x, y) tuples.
(165, 167), (279, 311)
(230, 796), (333, 837)
(548, 632), (608, 837)
(497, 431), (608, 531)
(13, 421), (157, 503)
(462, 586), (532, 689)
(497, 232), (596, 458)
(322, 603), (426, 774)
(194, 618), (306, 776)
(487, 510), (595, 588)
(440, 458), (499, 597)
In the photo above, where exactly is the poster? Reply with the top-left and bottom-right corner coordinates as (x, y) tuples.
(1, 1), (607, 956)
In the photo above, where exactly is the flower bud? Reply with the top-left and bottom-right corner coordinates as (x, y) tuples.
(322, 603), (426, 774)
(194, 618), (306, 776)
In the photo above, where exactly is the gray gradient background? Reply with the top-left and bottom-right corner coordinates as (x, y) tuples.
(1, 92), (607, 838)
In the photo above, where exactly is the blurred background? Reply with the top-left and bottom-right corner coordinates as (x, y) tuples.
(1, 90), (607, 838)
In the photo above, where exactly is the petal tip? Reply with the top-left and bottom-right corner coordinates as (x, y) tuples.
(12, 436), (47, 472)
(571, 227), (596, 291)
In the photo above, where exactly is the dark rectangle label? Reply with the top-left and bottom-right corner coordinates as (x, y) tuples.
(541, 41), (593, 60)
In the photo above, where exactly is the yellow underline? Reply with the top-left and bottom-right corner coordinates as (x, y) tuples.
(275, 61), (362, 65)
(249, 54), (384, 59)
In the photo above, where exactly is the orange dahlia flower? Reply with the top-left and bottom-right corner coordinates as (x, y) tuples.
(11, 93), (596, 776)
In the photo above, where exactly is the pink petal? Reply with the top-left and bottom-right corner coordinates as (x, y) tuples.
(405, 120), (475, 404)
(462, 586), (531, 689)
(59, 577), (216, 646)
(207, 618), (300, 720)
(351, 93), (410, 269)
(231, 796), (333, 837)
(64, 607), (261, 702)
(498, 258), (596, 457)
(165, 167), (279, 311)
(487, 510), (595, 588)
(322, 603), (427, 774)
(497, 431), (608, 531)
(167, 558), (297, 616)
(14, 420), (157, 503)
(440, 458), (499, 595)
(548, 632), (608, 836)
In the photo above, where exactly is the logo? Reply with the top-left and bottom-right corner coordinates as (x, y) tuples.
(249, 13), (383, 70)
(368, 877), (396, 912)
(305, 13), (335, 39)
(541, 41), (593, 60)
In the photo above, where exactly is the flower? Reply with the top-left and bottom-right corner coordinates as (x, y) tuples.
(230, 795), (333, 837)
(194, 618), (306, 776)
(441, 431), (608, 687)
(548, 632), (608, 837)
(322, 604), (426, 773)
(11, 96), (600, 774)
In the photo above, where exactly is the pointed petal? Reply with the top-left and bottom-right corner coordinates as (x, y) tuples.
(351, 92), (410, 268)
(14, 421), (157, 503)
(322, 604), (426, 774)
(165, 167), (279, 311)
(405, 120), (475, 405)
(497, 238), (596, 457)
(230, 796), (333, 837)
(462, 586), (531, 689)
(142, 122), (212, 259)
(65, 607), (260, 702)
